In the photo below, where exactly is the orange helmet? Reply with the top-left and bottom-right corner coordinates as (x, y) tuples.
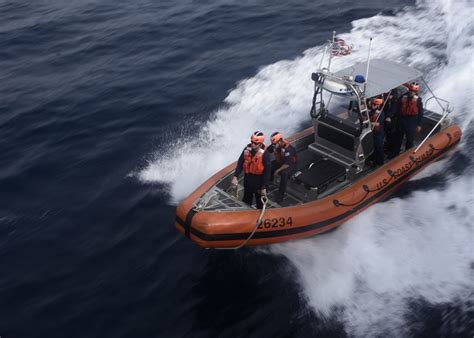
(408, 82), (420, 92)
(372, 97), (384, 106)
(271, 132), (283, 144)
(251, 131), (265, 144)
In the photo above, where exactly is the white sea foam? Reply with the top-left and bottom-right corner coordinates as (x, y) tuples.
(139, 0), (473, 335)
(273, 174), (473, 336)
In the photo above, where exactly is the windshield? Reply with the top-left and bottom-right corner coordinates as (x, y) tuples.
(326, 94), (363, 126)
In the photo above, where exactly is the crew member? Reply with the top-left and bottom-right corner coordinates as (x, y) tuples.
(392, 82), (424, 156)
(267, 132), (297, 203)
(231, 131), (271, 209)
(368, 97), (385, 166)
(382, 88), (399, 155)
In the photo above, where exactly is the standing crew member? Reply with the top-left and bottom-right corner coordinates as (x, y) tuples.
(368, 97), (385, 166)
(267, 132), (297, 203)
(392, 82), (424, 156)
(382, 88), (399, 155)
(231, 131), (271, 209)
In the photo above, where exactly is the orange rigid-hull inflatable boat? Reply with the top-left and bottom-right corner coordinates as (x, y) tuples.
(176, 58), (462, 249)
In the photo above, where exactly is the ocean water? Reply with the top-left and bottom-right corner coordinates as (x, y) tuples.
(1, 0), (472, 337)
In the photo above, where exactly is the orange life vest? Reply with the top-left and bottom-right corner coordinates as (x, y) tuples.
(370, 109), (382, 132)
(243, 144), (265, 175)
(274, 141), (297, 165)
(400, 95), (419, 116)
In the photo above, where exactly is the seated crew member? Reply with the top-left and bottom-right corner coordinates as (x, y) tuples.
(392, 82), (424, 156)
(368, 97), (385, 166)
(231, 131), (271, 209)
(267, 132), (297, 203)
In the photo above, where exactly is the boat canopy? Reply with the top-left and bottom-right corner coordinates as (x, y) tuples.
(335, 59), (423, 98)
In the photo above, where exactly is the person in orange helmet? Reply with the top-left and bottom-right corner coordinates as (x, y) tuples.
(231, 131), (271, 209)
(392, 82), (424, 156)
(267, 132), (297, 203)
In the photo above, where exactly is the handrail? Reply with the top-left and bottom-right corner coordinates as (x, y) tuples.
(413, 106), (452, 153)
(425, 96), (450, 112)
(421, 78), (451, 113)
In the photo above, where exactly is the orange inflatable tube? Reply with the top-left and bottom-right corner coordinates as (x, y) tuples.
(176, 125), (461, 248)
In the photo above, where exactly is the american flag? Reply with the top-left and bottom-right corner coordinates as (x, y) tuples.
(331, 38), (352, 56)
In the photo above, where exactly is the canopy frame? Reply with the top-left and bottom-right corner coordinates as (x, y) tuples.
(335, 58), (423, 98)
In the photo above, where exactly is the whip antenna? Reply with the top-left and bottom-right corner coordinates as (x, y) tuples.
(364, 37), (373, 95)
(327, 31), (336, 70)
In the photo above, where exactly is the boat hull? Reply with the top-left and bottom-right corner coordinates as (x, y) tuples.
(175, 125), (461, 248)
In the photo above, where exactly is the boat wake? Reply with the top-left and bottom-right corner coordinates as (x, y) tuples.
(139, 0), (473, 334)
(271, 172), (473, 336)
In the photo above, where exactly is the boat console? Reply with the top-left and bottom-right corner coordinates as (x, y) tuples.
(308, 70), (375, 174)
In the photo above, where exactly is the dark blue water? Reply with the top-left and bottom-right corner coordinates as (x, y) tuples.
(1, 1), (472, 337)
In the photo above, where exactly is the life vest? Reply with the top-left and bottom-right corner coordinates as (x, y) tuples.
(400, 95), (419, 116)
(243, 144), (265, 175)
(274, 141), (297, 165)
(370, 109), (382, 132)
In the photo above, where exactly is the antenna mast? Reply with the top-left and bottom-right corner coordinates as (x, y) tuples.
(327, 31), (336, 71)
(363, 37), (373, 95)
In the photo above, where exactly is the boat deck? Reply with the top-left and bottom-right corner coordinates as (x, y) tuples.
(203, 110), (446, 211)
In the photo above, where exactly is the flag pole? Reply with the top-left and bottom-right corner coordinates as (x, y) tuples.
(318, 45), (328, 70)
(327, 30), (336, 71)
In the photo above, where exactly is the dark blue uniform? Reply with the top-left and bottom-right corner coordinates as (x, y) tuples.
(267, 143), (297, 201)
(235, 146), (271, 209)
(383, 89), (399, 154)
(392, 93), (423, 156)
(369, 108), (385, 166)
